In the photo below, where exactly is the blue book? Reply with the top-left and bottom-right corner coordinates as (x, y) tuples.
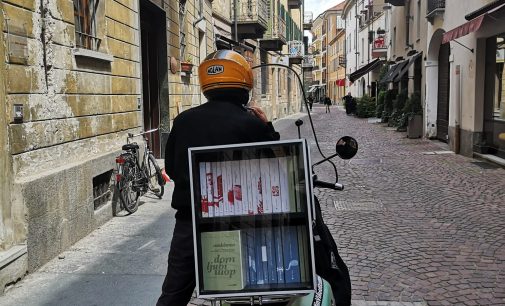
(265, 228), (278, 284)
(246, 229), (257, 285)
(255, 228), (267, 284)
(282, 226), (301, 283)
(273, 227), (285, 283)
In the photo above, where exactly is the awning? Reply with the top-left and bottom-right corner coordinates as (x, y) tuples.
(442, 15), (486, 44)
(348, 58), (384, 83)
(380, 60), (409, 83)
(307, 85), (318, 93)
(393, 52), (423, 82)
(336, 79), (346, 87)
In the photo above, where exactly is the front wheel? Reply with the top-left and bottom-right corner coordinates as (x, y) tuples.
(117, 159), (140, 213)
(147, 154), (164, 199)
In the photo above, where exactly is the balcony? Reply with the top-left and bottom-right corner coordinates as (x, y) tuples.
(303, 12), (313, 30)
(385, 0), (405, 6)
(288, 40), (304, 65)
(302, 55), (314, 69)
(288, 0), (302, 9)
(260, 14), (287, 51)
(338, 55), (346, 68)
(426, 0), (445, 21)
(233, 0), (269, 39)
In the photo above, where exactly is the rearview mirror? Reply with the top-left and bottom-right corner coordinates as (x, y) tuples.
(335, 136), (358, 160)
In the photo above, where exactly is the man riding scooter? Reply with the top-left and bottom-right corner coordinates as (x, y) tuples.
(157, 50), (280, 306)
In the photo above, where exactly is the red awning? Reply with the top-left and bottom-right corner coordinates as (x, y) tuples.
(335, 79), (346, 87)
(442, 15), (486, 44)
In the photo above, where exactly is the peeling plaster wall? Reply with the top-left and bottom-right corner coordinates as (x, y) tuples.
(1, 0), (142, 273)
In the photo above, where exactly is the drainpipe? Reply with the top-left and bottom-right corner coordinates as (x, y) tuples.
(234, 0), (238, 41)
(454, 64), (461, 154)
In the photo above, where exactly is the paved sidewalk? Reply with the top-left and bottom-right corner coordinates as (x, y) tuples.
(281, 105), (505, 306)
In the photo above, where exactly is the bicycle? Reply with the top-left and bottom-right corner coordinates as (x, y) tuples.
(115, 128), (165, 214)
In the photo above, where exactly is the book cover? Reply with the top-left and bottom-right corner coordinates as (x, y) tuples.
(297, 226), (308, 283)
(199, 162), (209, 218)
(200, 230), (247, 291)
(211, 162), (221, 217)
(205, 162), (215, 217)
(232, 160), (243, 216)
(265, 228), (278, 284)
(259, 158), (273, 214)
(287, 155), (298, 213)
(239, 160), (249, 215)
(273, 226), (285, 283)
(246, 228), (257, 285)
(282, 226), (301, 284)
(269, 158), (282, 213)
(278, 157), (290, 213)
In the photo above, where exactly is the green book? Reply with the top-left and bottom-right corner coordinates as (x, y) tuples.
(201, 230), (247, 291)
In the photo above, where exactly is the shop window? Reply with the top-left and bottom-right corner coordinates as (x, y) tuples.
(74, 0), (101, 51)
(494, 36), (505, 120)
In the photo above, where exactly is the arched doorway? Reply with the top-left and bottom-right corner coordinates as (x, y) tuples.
(426, 29), (446, 139)
(437, 43), (451, 142)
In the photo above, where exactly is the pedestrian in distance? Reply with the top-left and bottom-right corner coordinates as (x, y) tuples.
(307, 95), (314, 111)
(343, 92), (354, 115)
(324, 95), (332, 113)
(157, 50), (280, 306)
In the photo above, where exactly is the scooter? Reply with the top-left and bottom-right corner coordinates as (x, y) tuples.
(212, 64), (359, 306)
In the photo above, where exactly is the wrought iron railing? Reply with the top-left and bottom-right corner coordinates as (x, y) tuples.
(288, 41), (305, 57)
(234, 0), (269, 29)
(76, 31), (101, 51)
(427, 0), (445, 17)
(302, 55), (314, 67)
(338, 55), (346, 68)
(304, 12), (313, 24)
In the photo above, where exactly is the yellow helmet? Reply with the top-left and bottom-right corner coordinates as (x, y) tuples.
(198, 50), (254, 95)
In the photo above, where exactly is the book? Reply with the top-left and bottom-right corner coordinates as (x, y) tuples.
(240, 160), (249, 215)
(199, 162), (209, 218)
(273, 226), (285, 283)
(278, 157), (290, 213)
(256, 228), (269, 285)
(205, 162), (215, 217)
(259, 158), (273, 214)
(216, 162), (224, 217)
(201, 230), (247, 291)
(250, 159), (263, 214)
(269, 158), (282, 213)
(254, 228), (265, 284)
(223, 161), (233, 216)
(211, 162), (221, 217)
(232, 160), (243, 216)
(245, 228), (256, 285)
(297, 226), (308, 283)
(282, 226), (301, 284)
(265, 227), (278, 284)
(246, 159), (255, 215)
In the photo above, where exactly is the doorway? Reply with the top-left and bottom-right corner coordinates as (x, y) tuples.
(436, 43), (450, 142)
(140, 0), (167, 158)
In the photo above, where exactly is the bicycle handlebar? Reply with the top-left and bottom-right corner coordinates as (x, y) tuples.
(127, 128), (159, 138)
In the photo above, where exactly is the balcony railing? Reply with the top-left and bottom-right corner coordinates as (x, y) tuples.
(265, 14), (286, 42)
(233, 0), (269, 38)
(338, 55), (346, 68)
(426, 0), (445, 19)
(302, 55), (314, 68)
(303, 12), (313, 30)
(288, 41), (304, 58)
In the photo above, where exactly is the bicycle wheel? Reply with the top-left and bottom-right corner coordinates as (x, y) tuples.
(118, 158), (140, 213)
(147, 153), (164, 199)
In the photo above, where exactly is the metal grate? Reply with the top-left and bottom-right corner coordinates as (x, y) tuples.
(93, 169), (113, 210)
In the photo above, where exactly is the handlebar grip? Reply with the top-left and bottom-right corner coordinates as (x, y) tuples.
(313, 180), (344, 191)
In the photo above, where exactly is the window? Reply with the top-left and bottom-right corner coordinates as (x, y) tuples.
(361, 38), (364, 63)
(417, 0), (421, 39)
(74, 0), (100, 50)
(261, 51), (269, 95)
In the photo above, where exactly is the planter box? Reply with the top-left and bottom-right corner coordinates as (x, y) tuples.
(407, 114), (423, 138)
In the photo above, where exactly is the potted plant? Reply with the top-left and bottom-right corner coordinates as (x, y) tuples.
(181, 55), (193, 73)
(404, 91), (423, 138)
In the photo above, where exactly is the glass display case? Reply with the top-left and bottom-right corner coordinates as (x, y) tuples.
(189, 139), (316, 299)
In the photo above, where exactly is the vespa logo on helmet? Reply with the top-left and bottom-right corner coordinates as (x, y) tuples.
(207, 65), (224, 75)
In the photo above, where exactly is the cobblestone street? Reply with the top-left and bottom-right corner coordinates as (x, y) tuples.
(276, 105), (505, 305)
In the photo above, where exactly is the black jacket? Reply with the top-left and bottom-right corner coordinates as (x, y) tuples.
(165, 99), (280, 220)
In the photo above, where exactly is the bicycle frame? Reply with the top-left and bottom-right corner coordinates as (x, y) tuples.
(127, 128), (158, 172)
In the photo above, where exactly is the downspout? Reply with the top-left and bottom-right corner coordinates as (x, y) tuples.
(234, 0), (238, 41)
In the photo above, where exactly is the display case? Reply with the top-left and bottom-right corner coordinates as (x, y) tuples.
(189, 139), (316, 299)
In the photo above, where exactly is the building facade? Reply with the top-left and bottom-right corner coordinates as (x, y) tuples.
(425, 0), (505, 158)
(0, 0), (306, 293)
(328, 26), (346, 103)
